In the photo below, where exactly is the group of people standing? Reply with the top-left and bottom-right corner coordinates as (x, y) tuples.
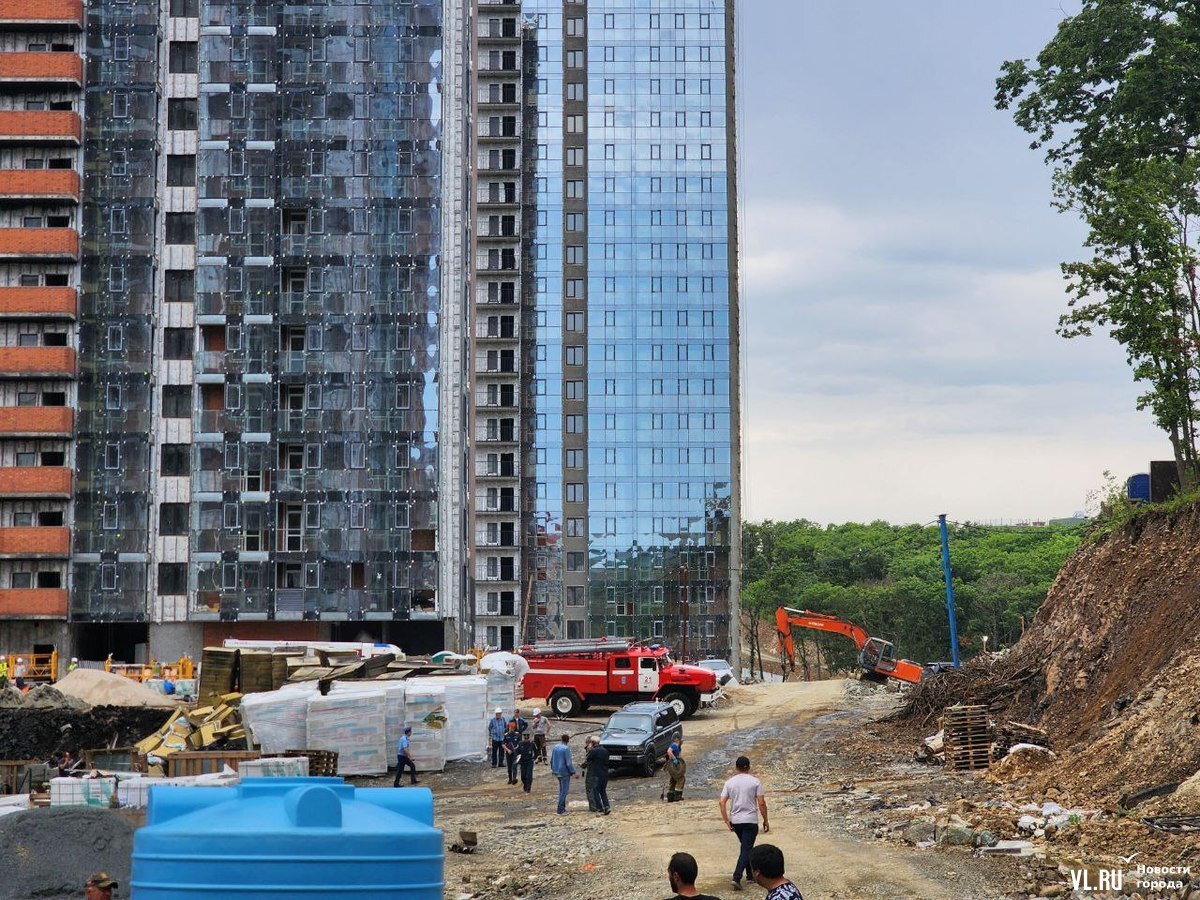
(488, 706), (552, 794)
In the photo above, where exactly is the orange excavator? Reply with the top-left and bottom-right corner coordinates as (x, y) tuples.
(774, 606), (925, 684)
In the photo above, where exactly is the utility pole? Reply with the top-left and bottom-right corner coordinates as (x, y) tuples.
(937, 513), (962, 668)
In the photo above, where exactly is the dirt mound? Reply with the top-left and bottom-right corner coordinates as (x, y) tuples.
(0, 706), (173, 759)
(55, 668), (178, 708)
(896, 503), (1200, 803)
(985, 746), (1056, 783)
(0, 807), (133, 900)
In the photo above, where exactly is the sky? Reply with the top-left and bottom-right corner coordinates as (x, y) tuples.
(737, 0), (1166, 525)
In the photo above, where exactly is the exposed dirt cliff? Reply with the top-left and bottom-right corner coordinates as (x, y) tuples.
(900, 503), (1200, 803)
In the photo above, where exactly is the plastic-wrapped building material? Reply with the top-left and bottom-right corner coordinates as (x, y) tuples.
(237, 756), (310, 779)
(306, 692), (388, 775)
(50, 776), (117, 807)
(116, 767), (240, 809)
(402, 682), (447, 773)
(240, 684), (318, 755)
(407, 676), (487, 762)
(330, 680), (407, 768)
(486, 670), (517, 721)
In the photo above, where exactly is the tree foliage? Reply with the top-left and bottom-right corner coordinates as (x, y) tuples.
(996, 0), (1200, 486)
(741, 520), (1083, 672)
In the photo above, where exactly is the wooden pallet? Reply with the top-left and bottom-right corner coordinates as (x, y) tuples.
(944, 704), (992, 770)
(0, 759), (39, 795)
(165, 750), (261, 778)
(283, 749), (338, 777)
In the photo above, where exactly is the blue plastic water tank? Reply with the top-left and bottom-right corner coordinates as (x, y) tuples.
(1127, 473), (1151, 502)
(131, 778), (442, 899)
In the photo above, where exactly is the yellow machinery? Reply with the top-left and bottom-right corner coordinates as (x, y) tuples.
(2, 650), (59, 683)
(104, 654), (195, 682)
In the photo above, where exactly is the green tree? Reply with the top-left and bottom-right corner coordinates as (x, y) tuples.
(996, 0), (1200, 487)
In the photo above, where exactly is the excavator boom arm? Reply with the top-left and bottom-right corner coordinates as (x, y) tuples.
(774, 606), (923, 684)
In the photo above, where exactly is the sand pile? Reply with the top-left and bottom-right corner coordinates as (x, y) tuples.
(55, 669), (178, 708)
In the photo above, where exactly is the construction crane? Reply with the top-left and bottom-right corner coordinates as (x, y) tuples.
(774, 607), (925, 684)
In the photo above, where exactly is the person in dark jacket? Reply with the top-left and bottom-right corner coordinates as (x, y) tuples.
(584, 738), (611, 815)
(514, 730), (537, 793)
(502, 721), (521, 784)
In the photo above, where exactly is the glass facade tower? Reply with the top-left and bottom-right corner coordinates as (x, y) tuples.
(472, 0), (740, 661)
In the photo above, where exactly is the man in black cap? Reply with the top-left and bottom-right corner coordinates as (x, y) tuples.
(85, 872), (118, 899)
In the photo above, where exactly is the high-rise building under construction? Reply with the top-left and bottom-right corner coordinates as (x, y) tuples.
(0, 0), (739, 668)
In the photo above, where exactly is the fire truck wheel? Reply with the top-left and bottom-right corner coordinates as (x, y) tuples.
(660, 691), (691, 719)
(549, 689), (581, 718)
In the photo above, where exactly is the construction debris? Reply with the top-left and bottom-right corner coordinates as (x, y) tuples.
(136, 693), (246, 763)
(991, 721), (1050, 760)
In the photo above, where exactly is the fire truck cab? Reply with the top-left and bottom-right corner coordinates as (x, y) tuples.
(518, 639), (719, 719)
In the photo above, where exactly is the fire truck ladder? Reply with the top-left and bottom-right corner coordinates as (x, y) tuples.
(520, 638), (636, 656)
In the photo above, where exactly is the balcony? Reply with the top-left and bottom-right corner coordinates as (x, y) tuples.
(0, 228), (79, 260)
(0, 526), (70, 558)
(0, 111), (81, 145)
(0, 53), (83, 89)
(0, 0), (83, 30)
(0, 587), (67, 618)
(0, 347), (75, 377)
(0, 169), (79, 204)
(0, 466), (69, 497)
(0, 287), (76, 318)
(0, 406), (73, 436)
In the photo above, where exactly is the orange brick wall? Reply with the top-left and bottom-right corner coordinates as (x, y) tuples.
(0, 526), (70, 556)
(0, 406), (73, 435)
(0, 228), (78, 257)
(0, 287), (76, 317)
(0, 467), (70, 495)
(0, 53), (82, 83)
(0, 0), (83, 26)
(0, 169), (78, 198)
(0, 111), (81, 140)
(0, 588), (67, 618)
(0, 346), (76, 374)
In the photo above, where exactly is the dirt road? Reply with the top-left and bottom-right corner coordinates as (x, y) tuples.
(414, 680), (1021, 899)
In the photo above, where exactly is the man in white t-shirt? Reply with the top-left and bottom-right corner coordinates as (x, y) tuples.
(718, 755), (769, 892)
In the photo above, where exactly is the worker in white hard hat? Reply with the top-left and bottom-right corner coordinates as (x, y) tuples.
(531, 707), (551, 762)
(488, 707), (507, 769)
(14, 657), (27, 690)
(68, 657), (79, 673)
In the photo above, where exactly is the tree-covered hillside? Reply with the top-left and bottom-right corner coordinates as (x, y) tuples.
(741, 520), (1084, 676)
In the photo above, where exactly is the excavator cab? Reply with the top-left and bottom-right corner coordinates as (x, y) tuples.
(858, 637), (898, 678)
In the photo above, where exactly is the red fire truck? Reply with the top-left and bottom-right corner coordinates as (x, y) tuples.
(518, 639), (719, 719)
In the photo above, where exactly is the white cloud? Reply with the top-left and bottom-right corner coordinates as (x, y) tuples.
(739, 201), (1167, 524)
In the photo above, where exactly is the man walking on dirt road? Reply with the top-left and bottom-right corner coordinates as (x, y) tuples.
(718, 755), (769, 892)
(550, 733), (577, 814)
(665, 851), (724, 900)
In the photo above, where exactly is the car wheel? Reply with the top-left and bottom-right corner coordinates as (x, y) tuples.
(660, 691), (691, 719)
(548, 689), (581, 718)
(639, 749), (656, 777)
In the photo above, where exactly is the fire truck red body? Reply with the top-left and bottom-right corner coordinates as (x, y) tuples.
(518, 639), (719, 719)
